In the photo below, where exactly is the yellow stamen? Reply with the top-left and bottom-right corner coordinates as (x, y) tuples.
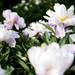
(41, 43), (47, 48)
(58, 16), (68, 22)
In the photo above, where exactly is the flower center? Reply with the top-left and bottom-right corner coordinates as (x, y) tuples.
(58, 16), (68, 22)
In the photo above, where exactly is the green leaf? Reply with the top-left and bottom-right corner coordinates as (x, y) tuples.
(70, 65), (75, 71)
(43, 32), (50, 44)
(16, 56), (30, 71)
(59, 34), (69, 46)
(6, 66), (14, 75)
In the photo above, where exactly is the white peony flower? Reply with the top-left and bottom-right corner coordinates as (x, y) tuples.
(3, 9), (26, 30)
(44, 3), (75, 24)
(0, 25), (19, 47)
(23, 20), (50, 37)
(28, 42), (75, 75)
(44, 3), (75, 38)
(23, 28), (37, 38)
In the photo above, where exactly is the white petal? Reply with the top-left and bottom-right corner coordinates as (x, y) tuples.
(43, 16), (50, 20)
(3, 9), (11, 20)
(48, 69), (61, 75)
(15, 24), (19, 30)
(10, 12), (18, 21)
(23, 28), (37, 37)
(67, 5), (74, 17)
(55, 25), (65, 38)
(54, 3), (67, 17)
(27, 46), (43, 67)
(6, 38), (16, 47)
(4, 23), (13, 29)
(64, 16), (75, 26)
(62, 44), (75, 54)
(46, 9), (55, 17)
(28, 42), (74, 75)
(9, 30), (20, 39)
(17, 17), (26, 29)
(48, 17), (61, 25)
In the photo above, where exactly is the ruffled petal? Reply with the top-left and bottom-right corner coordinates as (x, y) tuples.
(46, 9), (55, 17)
(23, 28), (37, 37)
(3, 9), (11, 20)
(54, 3), (67, 17)
(6, 38), (16, 47)
(16, 17), (26, 29)
(62, 44), (75, 54)
(64, 16), (75, 26)
(67, 5), (74, 17)
(55, 25), (65, 38)
(43, 16), (50, 20)
(9, 30), (20, 39)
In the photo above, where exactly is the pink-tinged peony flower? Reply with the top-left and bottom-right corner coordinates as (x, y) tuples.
(44, 3), (75, 38)
(28, 42), (75, 75)
(0, 25), (20, 47)
(3, 9), (26, 30)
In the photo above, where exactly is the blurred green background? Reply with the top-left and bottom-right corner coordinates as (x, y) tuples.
(0, 0), (75, 24)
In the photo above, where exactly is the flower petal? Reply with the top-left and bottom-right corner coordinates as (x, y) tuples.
(43, 16), (50, 20)
(6, 38), (16, 47)
(54, 3), (67, 17)
(62, 44), (75, 54)
(23, 28), (37, 37)
(64, 16), (75, 26)
(16, 17), (26, 29)
(67, 5), (74, 17)
(27, 46), (43, 67)
(55, 25), (65, 38)
(3, 9), (11, 20)
(46, 9), (55, 17)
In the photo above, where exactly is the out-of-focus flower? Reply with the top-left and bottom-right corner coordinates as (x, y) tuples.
(23, 20), (50, 37)
(3, 9), (26, 30)
(0, 25), (19, 47)
(0, 65), (6, 75)
(23, 28), (37, 38)
(28, 42), (75, 75)
(44, 3), (75, 38)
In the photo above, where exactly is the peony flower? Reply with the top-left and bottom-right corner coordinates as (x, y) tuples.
(23, 28), (37, 38)
(0, 65), (6, 75)
(28, 42), (75, 75)
(3, 9), (26, 30)
(23, 20), (50, 37)
(0, 25), (20, 47)
(44, 3), (75, 38)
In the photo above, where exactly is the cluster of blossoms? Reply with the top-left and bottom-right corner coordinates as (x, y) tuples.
(26, 3), (75, 75)
(44, 3), (75, 38)
(0, 3), (75, 75)
(28, 42), (75, 75)
(23, 20), (50, 37)
(0, 9), (26, 47)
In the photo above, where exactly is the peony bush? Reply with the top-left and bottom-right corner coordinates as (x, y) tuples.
(0, 3), (75, 75)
